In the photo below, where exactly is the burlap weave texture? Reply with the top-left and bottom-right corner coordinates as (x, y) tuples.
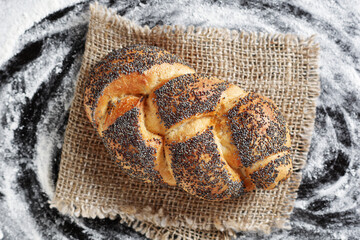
(51, 3), (320, 239)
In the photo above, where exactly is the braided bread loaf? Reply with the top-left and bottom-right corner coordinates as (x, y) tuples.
(84, 45), (293, 201)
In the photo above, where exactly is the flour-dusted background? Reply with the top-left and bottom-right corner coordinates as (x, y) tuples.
(0, 0), (359, 239)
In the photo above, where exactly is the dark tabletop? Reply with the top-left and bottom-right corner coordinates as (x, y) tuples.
(0, 0), (359, 239)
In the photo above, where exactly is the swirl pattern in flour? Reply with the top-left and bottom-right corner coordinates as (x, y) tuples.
(0, 0), (359, 239)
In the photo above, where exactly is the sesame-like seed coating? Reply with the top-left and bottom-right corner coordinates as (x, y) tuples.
(250, 161), (278, 189)
(83, 45), (293, 200)
(85, 45), (190, 117)
(249, 153), (292, 189)
(273, 154), (292, 168)
(168, 127), (245, 200)
(227, 92), (290, 168)
(102, 106), (164, 185)
(154, 73), (229, 128)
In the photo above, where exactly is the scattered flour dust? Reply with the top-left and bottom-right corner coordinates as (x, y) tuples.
(0, 0), (359, 239)
(0, 160), (43, 240)
(34, 52), (81, 199)
(0, 14), (74, 240)
(35, 126), (58, 199)
(0, 0), (83, 67)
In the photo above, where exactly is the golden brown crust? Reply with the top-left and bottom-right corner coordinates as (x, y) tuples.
(101, 100), (165, 184)
(85, 45), (192, 107)
(84, 45), (195, 131)
(224, 92), (293, 189)
(165, 126), (245, 200)
(151, 74), (229, 129)
(102, 95), (140, 132)
(84, 44), (293, 201)
(226, 92), (291, 168)
(248, 152), (292, 190)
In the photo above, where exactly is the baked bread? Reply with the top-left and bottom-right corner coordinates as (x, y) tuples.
(84, 45), (293, 201)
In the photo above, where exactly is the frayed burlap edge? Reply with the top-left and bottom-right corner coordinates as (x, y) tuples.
(50, 2), (320, 239)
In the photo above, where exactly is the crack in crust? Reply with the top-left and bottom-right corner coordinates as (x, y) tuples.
(167, 127), (245, 200)
(154, 73), (229, 128)
(84, 44), (293, 201)
(102, 104), (165, 185)
(85, 45), (191, 112)
(227, 92), (291, 168)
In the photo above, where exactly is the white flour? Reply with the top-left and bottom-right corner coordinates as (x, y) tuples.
(0, 0), (359, 239)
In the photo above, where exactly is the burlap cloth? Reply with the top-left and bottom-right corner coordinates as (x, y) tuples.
(51, 3), (320, 239)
